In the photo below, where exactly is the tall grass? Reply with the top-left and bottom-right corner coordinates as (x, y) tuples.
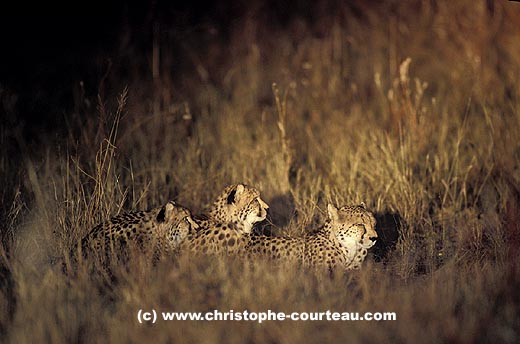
(1, 0), (519, 342)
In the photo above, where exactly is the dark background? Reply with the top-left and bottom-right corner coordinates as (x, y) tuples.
(0, 0), (333, 136)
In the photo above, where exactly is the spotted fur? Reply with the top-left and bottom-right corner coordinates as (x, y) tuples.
(183, 183), (269, 255)
(77, 201), (199, 261)
(246, 204), (377, 270)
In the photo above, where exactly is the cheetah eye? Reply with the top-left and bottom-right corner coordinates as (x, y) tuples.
(356, 224), (367, 233)
(247, 198), (258, 207)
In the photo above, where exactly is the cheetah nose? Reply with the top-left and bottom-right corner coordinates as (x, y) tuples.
(369, 236), (377, 242)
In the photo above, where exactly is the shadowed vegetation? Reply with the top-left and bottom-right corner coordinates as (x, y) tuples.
(1, 0), (520, 342)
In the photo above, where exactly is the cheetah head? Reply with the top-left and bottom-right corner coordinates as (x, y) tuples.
(327, 203), (377, 261)
(209, 183), (269, 234)
(157, 201), (199, 248)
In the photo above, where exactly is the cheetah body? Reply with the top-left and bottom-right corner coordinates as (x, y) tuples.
(79, 201), (198, 259)
(246, 204), (377, 270)
(184, 184), (269, 255)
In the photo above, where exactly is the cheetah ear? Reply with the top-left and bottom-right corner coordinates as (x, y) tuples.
(157, 202), (175, 223)
(236, 184), (245, 195)
(227, 184), (245, 204)
(359, 202), (366, 209)
(327, 204), (339, 222)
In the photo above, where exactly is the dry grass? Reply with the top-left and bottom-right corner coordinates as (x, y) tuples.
(1, 1), (520, 343)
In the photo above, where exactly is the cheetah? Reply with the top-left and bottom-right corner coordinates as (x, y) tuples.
(246, 204), (377, 271)
(182, 183), (269, 255)
(76, 201), (199, 262)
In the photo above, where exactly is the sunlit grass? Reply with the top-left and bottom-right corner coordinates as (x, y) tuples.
(1, 1), (520, 342)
